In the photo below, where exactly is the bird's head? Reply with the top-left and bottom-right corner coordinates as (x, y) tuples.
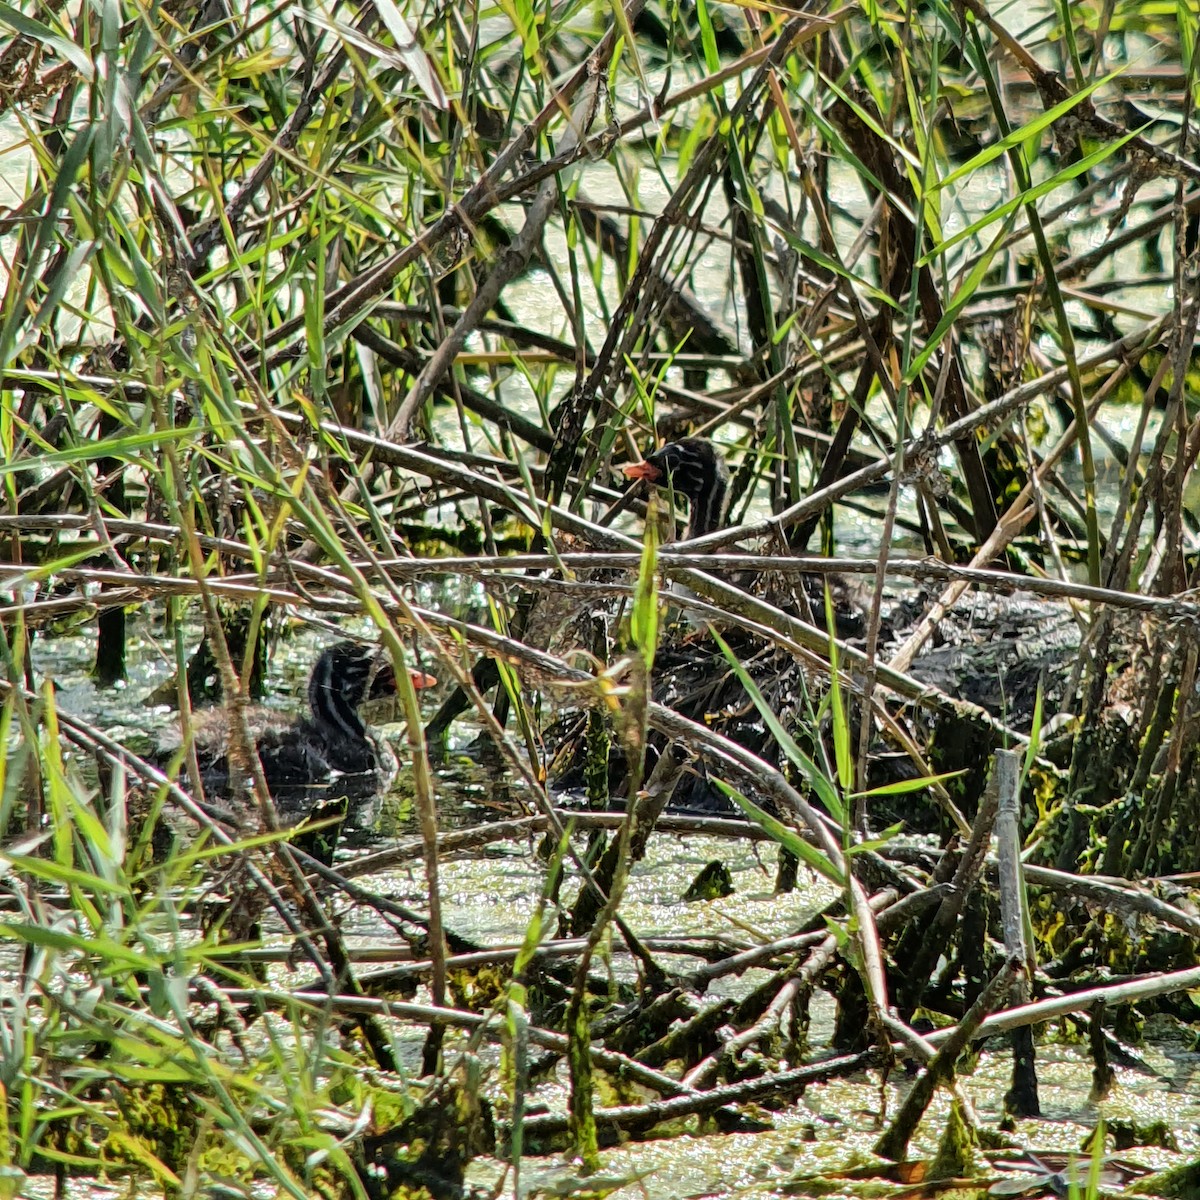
(622, 438), (730, 538)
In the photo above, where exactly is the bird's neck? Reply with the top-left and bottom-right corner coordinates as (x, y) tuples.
(308, 660), (367, 743)
(686, 473), (730, 540)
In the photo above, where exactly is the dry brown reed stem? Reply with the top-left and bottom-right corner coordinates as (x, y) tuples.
(542, 4), (864, 503)
(1060, 189), (1200, 280)
(687, 883), (948, 991)
(882, 842), (1200, 943)
(209, 990), (703, 1101)
(4, 663), (421, 1075)
(0, 549), (1145, 862)
(996, 751), (1033, 974)
(955, 0), (1200, 184)
(510, 1051), (880, 1142)
(681, 886), (901, 1091)
(249, 317), (1164, 579)
(40, 578), (852, 946)
(608, 7), (854, 147)
(212, 933), (751, 973)
(163, 439), (278, 829)
(303, 476), (452, 1070)
(1, 310), (1161, 559)
(285, 437), (1030, 741)
(926, 962), (1200, 1045)
(569, 743), (694, 936)
(388, 68), (602, 442)
(685, 320), (1166, 556)
(1020, 865), (1200, 939)
(28, 690), (1200, 1130)
(402, 607), (824, 865)
(4, 554), (1033, 771)
(219, 978), (879, 1125)
(869, 698), (970, 834)
(214, 960), (1200, 1145)
(323, 540), (670, 985)
(337, 812), (773, 880)
(879, 1012), (983, 1140)
(995, 748), (1038, 1115)
(3, 498), (1035, 750)
(405, 657), (445, 1075)
(0, 676), (352, 990)
(895, 770), (1000, 1014)
(1098, 352), (1175, 589)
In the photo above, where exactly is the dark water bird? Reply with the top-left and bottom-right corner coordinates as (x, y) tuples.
(165, 641), (436, 813)
(554, 438), (869, 818)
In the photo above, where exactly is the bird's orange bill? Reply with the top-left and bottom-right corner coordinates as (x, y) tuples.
(622, 461), (662, 483)
(408, 670), (438, 690)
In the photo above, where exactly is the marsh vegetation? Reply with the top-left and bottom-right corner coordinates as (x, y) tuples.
(2, 0), (1200, 1195)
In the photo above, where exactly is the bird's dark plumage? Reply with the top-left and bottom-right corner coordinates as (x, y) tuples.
(164, 642), (433, 814)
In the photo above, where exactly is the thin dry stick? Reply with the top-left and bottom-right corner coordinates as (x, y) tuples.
(252, 0), (653, 371)
(276, 931), (751, 991)
(9, 544), (1200, 623)
(336, 811), (774, 880)
(896, 770), (999, 1013)
(389, 75), (602, 442)
(5, 686), (351, 1003)
(689, 884), (947, 991)
(1020, 864), (1200, 938)
(14, 550), (1035, 757)
(12, 530), (1200, 621)
(209, 990), (703, 1100)
(926, 962), (1200, 1043)
(682, 887), (900, 1090)
(513, 1050), (879, 1141)
(879, 1012), (982, 1139)
(955, 0), (1200, 184)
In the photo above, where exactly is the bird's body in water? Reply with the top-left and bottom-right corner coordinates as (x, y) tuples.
(572, 436), (863, 815)
(163, 641), (435, 817)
